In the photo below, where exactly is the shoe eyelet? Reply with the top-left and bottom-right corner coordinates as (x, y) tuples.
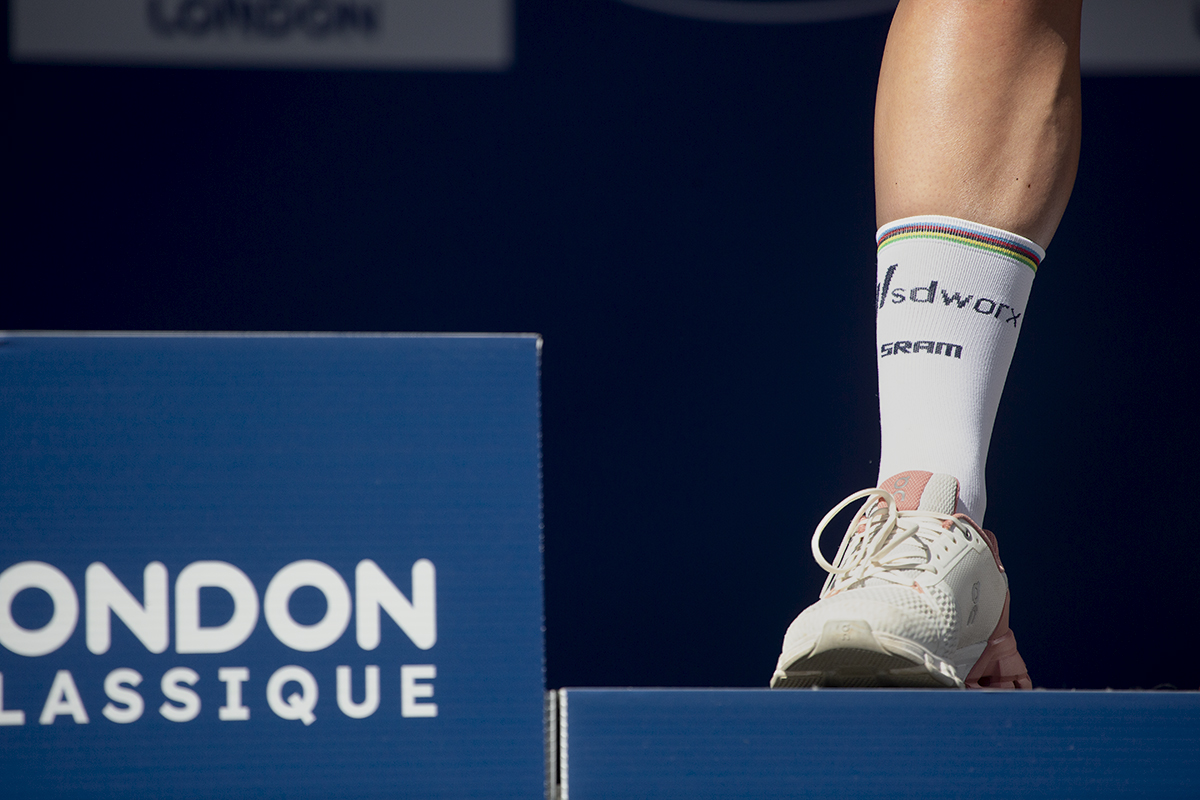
(963, 529), (973, 541)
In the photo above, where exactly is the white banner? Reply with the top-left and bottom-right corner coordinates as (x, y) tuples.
(1080, 0), (1200, 74)
(9, 0), (512, 70)
(611, 0), (1200, 74)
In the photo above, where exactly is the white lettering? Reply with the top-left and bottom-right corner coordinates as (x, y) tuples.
(400, 664), (437, 718)
(86, 562), (169, 655)
(217, 667), (250, 721)
(159, 667), (201, 722)
(264, 561), (351, 652)
(0, 562), (79, 657)
(39, 669), (89, 724)
(355, 559), (436, 651)
(267, 665), (317, 726)
(3, 558), (438, 661)
(102, 668), (144, 724)
(336, 665), (379, 719)
(175, 562), (259, 654)
(0, 673), (26, 725)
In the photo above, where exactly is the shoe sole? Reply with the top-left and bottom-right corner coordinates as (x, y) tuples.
(771, 593), (1032, 690)
(771, 648), (957, 688)
(770, 620), (964, 688)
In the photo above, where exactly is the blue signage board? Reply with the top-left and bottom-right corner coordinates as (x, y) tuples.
(0, 333), (544, 798)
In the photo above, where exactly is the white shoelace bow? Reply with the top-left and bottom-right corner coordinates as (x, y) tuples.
(811, 487), (965, 595)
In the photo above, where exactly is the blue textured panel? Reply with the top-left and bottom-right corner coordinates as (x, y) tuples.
(560, 688), (1200, 799)
(0, 333), (544, 799)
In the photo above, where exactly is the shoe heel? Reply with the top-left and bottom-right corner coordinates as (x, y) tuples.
(964, 590), (1032, 689)
(965, 628), (1032, 689)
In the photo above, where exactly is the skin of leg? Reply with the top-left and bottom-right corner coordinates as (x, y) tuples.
(875, 0), (1083, 248)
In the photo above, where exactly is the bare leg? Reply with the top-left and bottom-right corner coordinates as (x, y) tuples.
(875, 0), (1082, 248)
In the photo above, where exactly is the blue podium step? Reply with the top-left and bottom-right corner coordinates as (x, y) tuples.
(548, 688), (1200, 799)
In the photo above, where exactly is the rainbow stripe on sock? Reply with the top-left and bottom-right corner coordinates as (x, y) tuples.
(877, 219), (1042, 273)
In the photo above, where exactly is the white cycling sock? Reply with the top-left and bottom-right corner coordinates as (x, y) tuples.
(874, 215), (1043, 524)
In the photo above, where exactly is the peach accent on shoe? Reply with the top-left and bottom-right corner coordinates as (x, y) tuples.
(964, 590), (1033, 689)
(878, 471), (934, 511)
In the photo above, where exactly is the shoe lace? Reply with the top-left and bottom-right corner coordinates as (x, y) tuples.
(811, 487), (962, 595)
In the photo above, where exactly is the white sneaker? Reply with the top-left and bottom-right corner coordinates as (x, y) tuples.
(770, 471), (1032, 689)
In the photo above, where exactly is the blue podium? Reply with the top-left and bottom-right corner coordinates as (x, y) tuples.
(0, 333), (544, 798)
(550, 688), (1200, 799)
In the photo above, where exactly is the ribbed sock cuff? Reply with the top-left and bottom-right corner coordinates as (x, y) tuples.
(877, 215), (1046, 274)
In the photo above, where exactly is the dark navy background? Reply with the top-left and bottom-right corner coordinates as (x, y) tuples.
(5, 0), (1199, 693)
